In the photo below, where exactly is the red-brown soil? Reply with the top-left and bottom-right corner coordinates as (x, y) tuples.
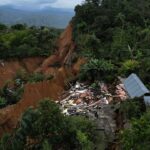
(0, 67), (72, 136)
(0, 24), (84, 137)
(38, 24), (75, 73)
(0, 57), (45, 88)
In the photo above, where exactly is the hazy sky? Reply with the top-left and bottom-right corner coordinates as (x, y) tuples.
(0, 0), (83, 9)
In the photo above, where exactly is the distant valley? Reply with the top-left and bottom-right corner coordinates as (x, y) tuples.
(0, 5), (74, 28)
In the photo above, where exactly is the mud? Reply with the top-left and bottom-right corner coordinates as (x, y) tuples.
(38, 24), (75, 73)
(0, 68), (71, 137)
(0, 57), (45, 88)
(0, 24), (82, 137)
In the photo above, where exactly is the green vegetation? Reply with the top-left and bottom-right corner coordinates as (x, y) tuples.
(0, 0), (150, 149)
(79, 59), (115, 82)
(0, 24), (62, 59)
(28, 73), (53, 83)
(0, 81), (24, 107)
(118, 98), (147, 149)
(0, 97), (7, 108)
(119, 60), (140, 76)
(119, 98), (145, 120)
(72, 0), (150, 85)
(15, 69), (54, 83)
(0, 69), (53, 109)
(72, 1), (150, 148)
(0, 99), (98, 150)
(120, 111), (150, 150)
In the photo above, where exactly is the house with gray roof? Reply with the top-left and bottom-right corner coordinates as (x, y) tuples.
(123, 73), (150, 104)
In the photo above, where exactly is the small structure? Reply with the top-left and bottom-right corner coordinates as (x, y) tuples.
(124, 73), (149, 99)
(144, 95), (150, 106)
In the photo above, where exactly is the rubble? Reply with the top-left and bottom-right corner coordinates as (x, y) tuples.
(58, 81), (128, 117)
(58, 82), (111, 116)
(0, 60), (4, 67)
(115, 84), (128, 100)
(57, 81), (129, 142)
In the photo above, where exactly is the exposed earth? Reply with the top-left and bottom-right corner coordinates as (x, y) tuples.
(0, 24), (84, 137)
(0, 24), (128, 150)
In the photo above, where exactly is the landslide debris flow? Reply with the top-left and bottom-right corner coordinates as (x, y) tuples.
(0, 24), (129, 148)
(58, 81), (128, 144)
(0, 24), (76, 137)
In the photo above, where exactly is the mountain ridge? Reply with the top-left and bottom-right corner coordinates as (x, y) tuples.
(0, 5), (74, 28)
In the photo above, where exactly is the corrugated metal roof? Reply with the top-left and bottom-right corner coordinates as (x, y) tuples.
(124, 73), (149, 98)
(144, 96), (150, 105)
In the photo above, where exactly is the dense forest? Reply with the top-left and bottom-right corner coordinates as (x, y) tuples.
(0, 24), (62, 59)
(72, 0), (150, 149)
(72, 0), (150, 88)
(0, 0), (150, 149)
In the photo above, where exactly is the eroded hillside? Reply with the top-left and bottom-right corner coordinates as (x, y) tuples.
(0, 57), (45, 88)
(0, 24), (85, 137)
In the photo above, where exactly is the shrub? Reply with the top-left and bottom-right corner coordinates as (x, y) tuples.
(0, 82), (24, 106)
(119, 98), (145, 120)
(119, 60), (140, 76)
(28, 73), (54, 83)
(0, 97), (7, 108)
(15, 69), (28, 83)
(0, 99), (98, 150)
(79, 58), (115, 82)
(0, 24), (7, 30)
(90, 81), (99, 89)
(28, 73), (46, 83)
(11, 24), (26, 30)
(0, 25), (62, 59)
(120, 111), (150, 150)
(139, 58), (150, 88)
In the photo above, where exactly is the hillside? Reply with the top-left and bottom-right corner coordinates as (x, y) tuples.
(0, 5), (74, 28)
(0, 24), (76, 138)
(0, 0), (150, 150)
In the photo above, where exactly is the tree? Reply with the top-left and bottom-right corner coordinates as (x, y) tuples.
(80, 59), (115, 82)
(119, 98), (145, 121)
(73, 0), (150, 62)
(0, 24), (62, 59)
(120, 111), (150, 150)
(119, 60), (140, 76)
(0, 97), (7, 108)
(11, 24), (26, 30)
(0, 99), (98, 150)
(0, 24), (7, 30)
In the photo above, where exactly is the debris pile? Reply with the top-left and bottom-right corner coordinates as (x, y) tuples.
(58, 82), (113, 116)
(115, 84), (128, 100)
(58, 82), (117, 142)
(57, 81), (129, 142)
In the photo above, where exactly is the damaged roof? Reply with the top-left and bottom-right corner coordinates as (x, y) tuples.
(124, 73), (149, 98)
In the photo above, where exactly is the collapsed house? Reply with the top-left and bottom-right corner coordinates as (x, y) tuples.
(124, 73), (150, 105)
(58, 82), (117, 143)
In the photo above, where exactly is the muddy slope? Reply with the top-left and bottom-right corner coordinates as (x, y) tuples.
(0, 67), (72, 136)
(38, 24), (76, 74)
(0, 24), (83, 137)
(0, 57), (45, 88)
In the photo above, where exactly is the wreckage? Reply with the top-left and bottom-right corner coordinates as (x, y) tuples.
(59, 82), (111, 116)
(56, 81), (128, 144)
(55, 74), (150, 143)
(58, 81), (128, 116)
